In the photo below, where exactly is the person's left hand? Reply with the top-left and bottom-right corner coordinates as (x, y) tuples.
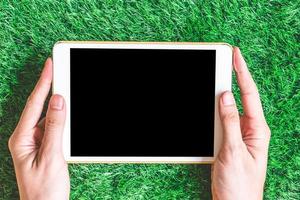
(8, 58), (70, 200)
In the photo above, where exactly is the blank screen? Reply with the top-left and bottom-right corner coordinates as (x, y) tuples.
(70, 48), (215, 157)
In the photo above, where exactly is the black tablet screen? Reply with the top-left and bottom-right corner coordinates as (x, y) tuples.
(70, 48), (215, 157)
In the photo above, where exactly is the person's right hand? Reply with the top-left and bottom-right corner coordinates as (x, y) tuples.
(211, 47), (271, 200)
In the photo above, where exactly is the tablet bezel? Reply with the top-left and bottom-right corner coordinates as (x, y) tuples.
(52, 41), (232, 163)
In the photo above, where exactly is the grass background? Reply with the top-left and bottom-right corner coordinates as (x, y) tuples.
(0, 0), (299, 199)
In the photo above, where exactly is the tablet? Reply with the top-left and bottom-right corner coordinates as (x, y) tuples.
(52, 42), (232, 163)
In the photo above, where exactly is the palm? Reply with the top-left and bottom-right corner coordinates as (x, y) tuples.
(240, 116), (269, 159)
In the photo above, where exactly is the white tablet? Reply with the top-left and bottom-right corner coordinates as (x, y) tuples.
(52, 41), (232, 163)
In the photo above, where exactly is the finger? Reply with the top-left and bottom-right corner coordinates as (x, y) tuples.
(41, 94), (66, 155)
(233, 47), (265, 121)
(17, 58), (53, 132)
(219, 91), (243, 147)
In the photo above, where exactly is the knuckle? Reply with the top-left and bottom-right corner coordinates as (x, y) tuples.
(26, 94), (34, 104)
(8, 135), (15, 152)
(227, 142), (243, 152)
(222, 111), (239, 123)
(26, 94), (43, 107)
(46, 118), (62, 131)
(265, 126), (271, 138)
(26, 95), (36, 108)
(46, 118), (58, 128)
(222, 143), (244, 157)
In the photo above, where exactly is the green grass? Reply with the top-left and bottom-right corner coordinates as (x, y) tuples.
(0, 0), (299, 199)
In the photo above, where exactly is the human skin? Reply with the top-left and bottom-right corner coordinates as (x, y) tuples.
(8, 47), (270, 200)
(211, 47), (271, 200)
(8, 58), (69, 200)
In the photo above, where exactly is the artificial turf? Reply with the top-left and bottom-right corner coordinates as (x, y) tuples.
(0, 0), (299, 199)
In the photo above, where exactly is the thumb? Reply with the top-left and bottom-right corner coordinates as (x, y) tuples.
(219, 91), (243, 148)
(41, 94), (66, 156)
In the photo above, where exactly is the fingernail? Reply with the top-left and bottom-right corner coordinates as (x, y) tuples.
(222, 92), (235, 106)
(50, 95), (64, 110)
